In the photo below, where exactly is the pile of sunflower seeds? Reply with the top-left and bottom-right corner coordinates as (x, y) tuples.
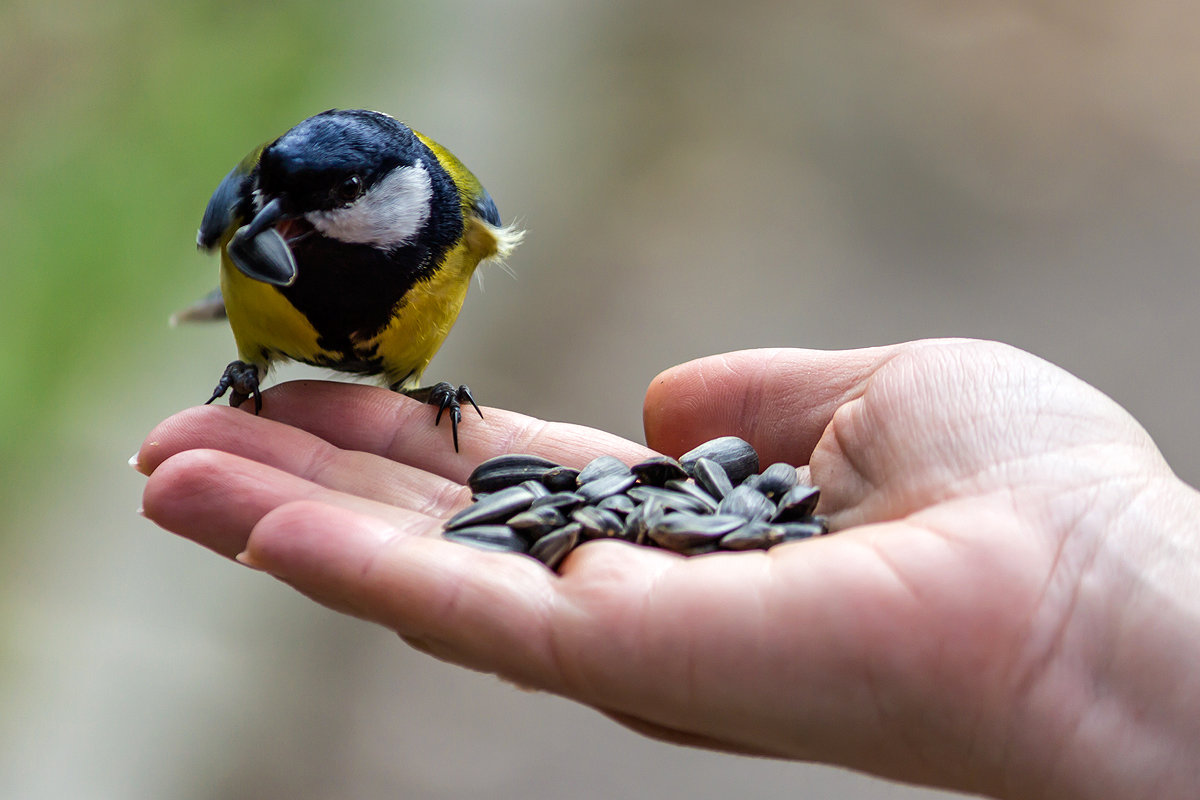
(442, 436), (829, 572)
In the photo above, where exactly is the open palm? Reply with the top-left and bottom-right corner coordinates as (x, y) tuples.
(136, 339), (1200, 799)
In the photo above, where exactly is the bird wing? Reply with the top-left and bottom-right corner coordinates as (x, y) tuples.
(170, 287), (227, 326)
(197, 146), (266, 250)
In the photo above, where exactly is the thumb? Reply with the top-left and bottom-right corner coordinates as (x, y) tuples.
(642, 346), (901, 466)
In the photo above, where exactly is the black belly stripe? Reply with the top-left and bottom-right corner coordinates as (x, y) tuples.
(268, 143), (467, 377)
(278, 237), (431, 375)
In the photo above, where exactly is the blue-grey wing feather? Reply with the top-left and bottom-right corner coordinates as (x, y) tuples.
(198, 166), (250, 250)
(170, 287), (226, 326)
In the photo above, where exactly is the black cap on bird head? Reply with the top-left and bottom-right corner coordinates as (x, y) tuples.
(256, 109), (422, 212)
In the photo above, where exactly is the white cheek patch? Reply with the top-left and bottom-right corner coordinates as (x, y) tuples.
(306, 163), (433, 249)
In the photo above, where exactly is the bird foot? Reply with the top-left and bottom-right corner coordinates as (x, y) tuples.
(206, 361), (263, 413)
(402, 382), (482, 452)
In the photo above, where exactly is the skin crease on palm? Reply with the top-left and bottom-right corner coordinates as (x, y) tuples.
(134, 339), (1200, 800)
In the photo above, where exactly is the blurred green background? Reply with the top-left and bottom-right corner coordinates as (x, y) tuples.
(4, 1), (1200, 798)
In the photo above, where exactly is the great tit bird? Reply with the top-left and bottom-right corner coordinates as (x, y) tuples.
(176, 109), (522, 450)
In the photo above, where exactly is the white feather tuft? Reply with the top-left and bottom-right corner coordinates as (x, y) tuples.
(489, 221), (525, 261)
(472, 220), (524, 290)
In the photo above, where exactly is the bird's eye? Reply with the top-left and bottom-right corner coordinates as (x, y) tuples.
(335, 174), (364, 204)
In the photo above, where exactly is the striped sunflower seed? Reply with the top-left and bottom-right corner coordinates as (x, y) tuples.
(443, 436), (832, 571)
(680, 436), (759, 486)
(467, 454), (560, 494)
(443, 525), (529, 553)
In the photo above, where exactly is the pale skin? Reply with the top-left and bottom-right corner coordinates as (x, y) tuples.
(134, 339), (1200, 799)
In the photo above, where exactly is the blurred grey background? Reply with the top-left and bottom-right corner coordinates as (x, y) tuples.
(3, 1), (1199, 798)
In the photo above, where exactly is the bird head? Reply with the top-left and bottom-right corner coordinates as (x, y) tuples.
(228, 109), (456, 286)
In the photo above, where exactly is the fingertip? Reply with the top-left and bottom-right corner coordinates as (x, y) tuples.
(140, 448), (217, 522)
(234, 549), (266, 571)
(132, 436), (163, 475)
(642, 347), (897, 465)
(643, 351), (777, 457)
(642, 361), (696, 455)
(136, 404), (242, 474)
(142, 448), (304, 559)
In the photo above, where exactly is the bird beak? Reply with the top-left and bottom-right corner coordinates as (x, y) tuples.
(227, 197), (299, 286)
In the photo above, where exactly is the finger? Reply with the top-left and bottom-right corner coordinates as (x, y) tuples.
(135, 404), (470, 512)
(135, 403), (314, 475)
(244, 498), (722, 696)
(642, 346), (905, 466)
(242, 499), (982, 770)
(142, 448), (445, 558)
(245, 499), (728, 700)
(261, 380), (657, 477)
(244, 498), (824, 713)
(149, 380), (656, 483)
(241, 498), (574, 686)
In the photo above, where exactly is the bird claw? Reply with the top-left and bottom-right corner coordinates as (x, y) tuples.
(206, 361), (263, 413)
(413, 382), (482, 452)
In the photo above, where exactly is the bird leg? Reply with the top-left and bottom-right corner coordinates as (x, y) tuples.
(401, 382), (482, 452)
(206, 361), (263, 413)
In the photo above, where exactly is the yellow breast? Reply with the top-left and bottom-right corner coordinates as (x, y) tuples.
(365, 238), (479, 389)
(219, 213), (515, 388)
(219, 253), (331, 370)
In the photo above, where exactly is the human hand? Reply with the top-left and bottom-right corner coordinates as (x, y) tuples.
(134, 339), (1200, 799)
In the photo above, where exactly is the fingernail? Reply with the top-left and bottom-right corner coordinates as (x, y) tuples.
(128, 452), (142, 470)
(235, 550), (265, 571)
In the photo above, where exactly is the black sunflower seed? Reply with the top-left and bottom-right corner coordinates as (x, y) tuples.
(719, 520), (784, 551)
(444, 484), (537, 530)
(716, 484), (775, 522)
(576, 472), (637, 503)
(773, 485), (820, 521)
(467, 454), (559, 494)
(679, 436), (759, 485)
(663, 478), (720, 512)
(520, 479), (551, 499)
(626, 485), (710, 514)
(775, 520), (826, 541)
(647, 513), (745, 551)
(622, 496), (664, 544)
(507, 506), (568, 540)
(577, 455), (632, 484)
(443, 525), (529, 553)
(573, 506), (625, 539)
(691, 457), (734, 499)
(542, 466), (580, 492)
(630, 455), (689, 487)
(530, 491), (587, 512)
(529, 523), (580, 570)
(756, 462), (799, 500)
(597, 493), (636, 516)
(446, 436), (830, 572)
